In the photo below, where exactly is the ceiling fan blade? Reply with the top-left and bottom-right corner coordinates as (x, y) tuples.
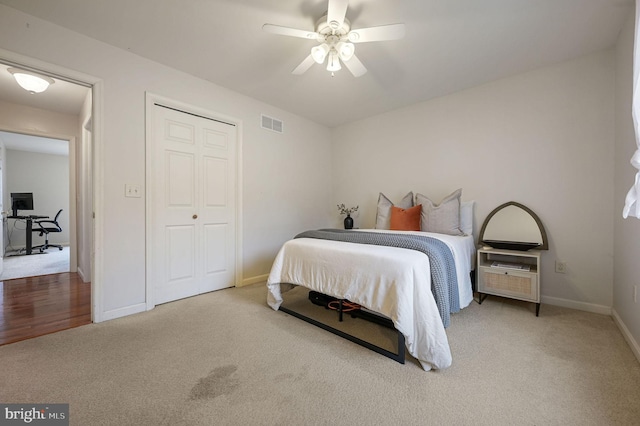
(327, 0), (349, 29)
(343, 54), (367, 77)
(348, 23), (406, 43)
(263, 24), (318, 40)
(292, 54), (316, 75)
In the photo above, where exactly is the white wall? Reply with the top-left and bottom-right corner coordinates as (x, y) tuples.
(4, 149), (69, 247)
(0, 99), (79, 139)
(614, 10), (640, 358)
(0, 99), (78, 253)
(1, 3), (626, 327)
(0, 4), (333, 319)
(332, 50), (615, 311)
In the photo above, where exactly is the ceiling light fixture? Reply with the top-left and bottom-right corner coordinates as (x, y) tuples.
(263, 1), (406, 78)
(311, 43), (330, 64)
(326, 50), (342, 72)
(7, 68), (55, 94)
(336, 41), (354, 61)
(308, 36), (352, 75)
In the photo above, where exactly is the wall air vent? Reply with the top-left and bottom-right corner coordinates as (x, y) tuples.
(261, 114), (284, 133)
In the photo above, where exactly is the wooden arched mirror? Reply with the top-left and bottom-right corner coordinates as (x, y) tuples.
(478, 201), (548, 251)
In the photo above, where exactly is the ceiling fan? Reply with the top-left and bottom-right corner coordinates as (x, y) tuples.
(263, 0), (405, 77)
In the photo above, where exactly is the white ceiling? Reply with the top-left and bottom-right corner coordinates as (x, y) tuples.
(0, 63), (88, 116)
(0, 131), (69, 156)
(0, 61), (84, 154)
(0, 0), (633, 127)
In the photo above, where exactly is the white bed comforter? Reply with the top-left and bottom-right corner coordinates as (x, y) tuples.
(266, 230), (476, 371)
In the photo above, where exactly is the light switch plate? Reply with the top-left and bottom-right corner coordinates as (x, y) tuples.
(125, 184), (142, 198)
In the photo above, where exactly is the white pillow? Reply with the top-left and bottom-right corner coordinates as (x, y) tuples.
(375, 192), (414, 229)
(415, 189), (464, 236)
(460, 200), (475, 236)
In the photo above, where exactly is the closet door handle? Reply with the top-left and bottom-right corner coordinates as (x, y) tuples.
(192, 214), (198, 219)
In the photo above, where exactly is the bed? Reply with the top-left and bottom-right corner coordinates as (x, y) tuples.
(266, 190), (476, 371)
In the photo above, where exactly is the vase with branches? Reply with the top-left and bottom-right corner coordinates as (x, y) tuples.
(337, 204), (358, 229)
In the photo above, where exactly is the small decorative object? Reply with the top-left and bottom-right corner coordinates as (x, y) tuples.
(337, 204), (359, 230)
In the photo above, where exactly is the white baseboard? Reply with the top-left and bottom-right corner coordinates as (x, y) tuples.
(240, 273), (269, 287)
(101, 303), (146, 322)
(541, 296), (640, 364)
(76, 266), (90, 283)
(612, 309), (640, 365)
(541, 295), (612, 316)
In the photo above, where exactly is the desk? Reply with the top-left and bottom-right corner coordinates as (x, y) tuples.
(8, 215), (49, 255)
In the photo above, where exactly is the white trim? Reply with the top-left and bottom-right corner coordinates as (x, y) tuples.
(144, 92), (243, 310)
(77, 112), (93, 284)
(0, 48), (104, 322)
(91, 81), (104, 323)
(67, 136), (78, 273)
(540, 295), (612, 316)
(77, 265), (89, 283)
(612, 309), (640, 364)
(241, 273), (269, 287)
(101, 303), (147, 321)
(235, 122), (244, 289)
(144, 95), (155, 311)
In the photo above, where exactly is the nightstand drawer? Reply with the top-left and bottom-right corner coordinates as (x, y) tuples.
(478, 266), (538, 302)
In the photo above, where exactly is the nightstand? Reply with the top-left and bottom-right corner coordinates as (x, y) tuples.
(477, 247), (541, 316)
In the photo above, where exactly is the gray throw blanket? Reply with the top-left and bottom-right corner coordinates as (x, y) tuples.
(295, 229), (460, 328)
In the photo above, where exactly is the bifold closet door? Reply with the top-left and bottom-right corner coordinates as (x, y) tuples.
(151, 104), (236, 304)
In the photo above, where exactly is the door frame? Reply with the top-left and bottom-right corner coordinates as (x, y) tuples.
(144, 92), (243, 310)
(0, 48), (104, 322)
(0, 129), (77, 272)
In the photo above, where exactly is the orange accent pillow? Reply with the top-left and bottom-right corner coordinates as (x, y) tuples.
(390, 205), (422, 231)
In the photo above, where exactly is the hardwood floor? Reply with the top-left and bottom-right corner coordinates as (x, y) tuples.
(0, 272), (91, 345)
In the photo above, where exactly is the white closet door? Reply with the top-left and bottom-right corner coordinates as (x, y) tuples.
(152, 104), (236, 304)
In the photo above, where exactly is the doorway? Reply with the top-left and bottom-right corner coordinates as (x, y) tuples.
(0, 131), (72, 279)
(0, 55), (96, 334)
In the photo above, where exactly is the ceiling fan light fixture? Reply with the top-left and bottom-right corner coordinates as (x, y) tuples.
(263, 1), (405, 77)
(311, 43), (330, 64)
(326, 50), (342, 72)
(7, 68), (54, 94)
(336, 41), (355, 61)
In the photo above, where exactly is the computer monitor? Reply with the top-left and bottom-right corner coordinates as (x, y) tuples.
(10, 192), (34, 217)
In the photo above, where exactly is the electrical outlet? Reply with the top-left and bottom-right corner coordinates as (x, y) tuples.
(555, 261), (567, 274)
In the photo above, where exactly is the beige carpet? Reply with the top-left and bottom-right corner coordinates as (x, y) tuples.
(1, 283), (639, 425)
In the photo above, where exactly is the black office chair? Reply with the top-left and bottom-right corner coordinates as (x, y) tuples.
(32, 209), (64, 252)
